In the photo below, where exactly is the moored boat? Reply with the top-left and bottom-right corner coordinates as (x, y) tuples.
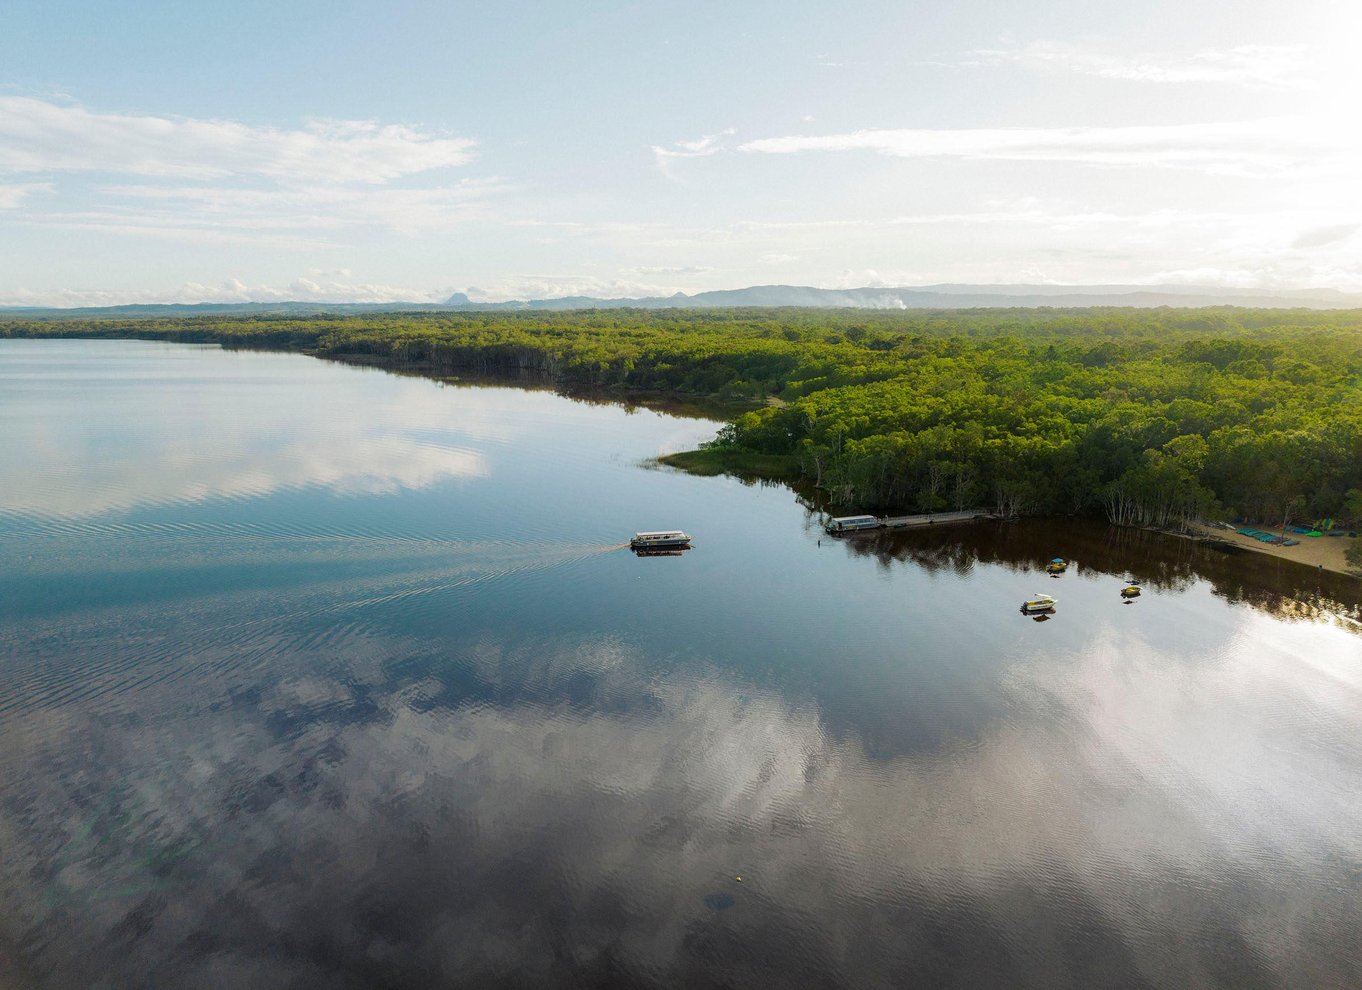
(630, 530), (692, 550)
(1045, 558), (1068, 574)
(1021, 593), (1057, 613)
(824, 515), (882, 535)
(1120, 583), (1141, 599)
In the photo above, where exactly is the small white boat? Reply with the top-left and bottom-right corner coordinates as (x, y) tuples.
(630, 530), (692, 550)
(1021, 593), (1057, 613)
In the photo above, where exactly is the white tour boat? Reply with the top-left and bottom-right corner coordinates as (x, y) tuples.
(630, 530), (693, 550)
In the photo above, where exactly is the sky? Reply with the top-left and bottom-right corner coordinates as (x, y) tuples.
(1, 0), (1360, 305)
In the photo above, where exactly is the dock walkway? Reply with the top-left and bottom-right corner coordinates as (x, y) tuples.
(879, 509), (995, 529)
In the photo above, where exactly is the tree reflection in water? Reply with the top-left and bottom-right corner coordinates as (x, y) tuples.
(832, 516), (1360, 633)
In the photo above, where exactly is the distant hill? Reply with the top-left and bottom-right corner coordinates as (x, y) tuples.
(3, 283), (1359, 319)
(443, 283), (1362, 311)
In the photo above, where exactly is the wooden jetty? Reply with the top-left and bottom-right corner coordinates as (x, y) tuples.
(826, 509), (998, 535)
(879, 509), (997, 529)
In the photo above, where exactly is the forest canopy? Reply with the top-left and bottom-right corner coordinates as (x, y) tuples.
(5, 307), (1361, 528)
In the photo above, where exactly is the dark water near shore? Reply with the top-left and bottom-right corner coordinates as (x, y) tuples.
(2, 339), (1360, 989)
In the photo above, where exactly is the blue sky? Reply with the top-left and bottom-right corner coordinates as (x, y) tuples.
(2, 0), (1359, 304)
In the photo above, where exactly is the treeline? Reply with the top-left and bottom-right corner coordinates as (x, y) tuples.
(5, 307), (1362, 529)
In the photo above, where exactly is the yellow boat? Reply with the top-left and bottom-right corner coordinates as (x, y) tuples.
(1046, 558), (1068, 574)
(1120, 584), (1141, 599)
(1021, 593), (1057, 613)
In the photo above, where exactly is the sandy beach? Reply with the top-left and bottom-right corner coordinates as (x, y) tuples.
(1190, 523), (1360, 577)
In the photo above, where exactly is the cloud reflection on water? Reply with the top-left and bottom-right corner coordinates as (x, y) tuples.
(0, 341), (504, 517)
(4, 611), (1360, 988)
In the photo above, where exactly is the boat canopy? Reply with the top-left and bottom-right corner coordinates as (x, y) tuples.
(826, 515), (881, 532)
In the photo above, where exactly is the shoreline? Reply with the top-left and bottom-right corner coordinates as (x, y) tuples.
(1183, 522), (1360, 578)
(306, 350), (769, 422)
(655, 447), (802, 479)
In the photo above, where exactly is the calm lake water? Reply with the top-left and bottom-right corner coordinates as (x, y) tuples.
(2, 339), (1360, 989)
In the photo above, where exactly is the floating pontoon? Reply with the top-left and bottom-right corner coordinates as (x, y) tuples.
(630, 530), (692, 550)
(824, 515), (882, 535)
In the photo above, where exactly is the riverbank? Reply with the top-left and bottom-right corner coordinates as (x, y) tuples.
(306, 351), (769, 421)
(1188, 523), (1360, 577)
(656, 447), (802, 479)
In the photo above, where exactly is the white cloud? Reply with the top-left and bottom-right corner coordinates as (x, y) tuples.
(959, 43), (1311, 90)
(738, 118), (1340, 176)
(0, 181), (52, 208)
(0, 96), (477, 183)
(728, 209), (1250, 233)
(812, 53), (866, 69)
(627, 265), (713, 275)
(651, 129), (736, 176)
(0, 275), (450, 309)
(0, 98), (499, 246)
(1146, 261), (1362, 291)
(36, 177), (508, 239)
(464, 275), (676, 302)
(12, 219), (341, 251)
(1291, 223), (1360, 250)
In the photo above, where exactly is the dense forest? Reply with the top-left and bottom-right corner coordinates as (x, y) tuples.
(6, 308), (1362, 544)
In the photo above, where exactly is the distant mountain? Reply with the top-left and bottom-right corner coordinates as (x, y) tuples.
(4, 283), (1359, 319)
(443, 283), (1362, 311)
